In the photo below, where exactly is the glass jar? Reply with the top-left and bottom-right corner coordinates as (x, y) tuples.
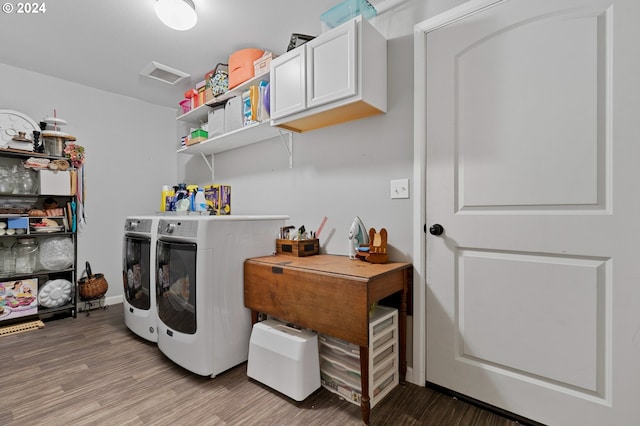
(0, 242), (15, 275)
(12, 166), (35, 194)
(0, 166), (15, 194)
(13, 237), (38, 274)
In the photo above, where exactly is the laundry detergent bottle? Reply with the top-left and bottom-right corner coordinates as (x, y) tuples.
(194, 188), (207, 212)
(160, 185), (173, 212)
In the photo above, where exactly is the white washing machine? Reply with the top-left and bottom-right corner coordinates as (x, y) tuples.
(155, 215), (288, 377)
(123, 215), (160, 342)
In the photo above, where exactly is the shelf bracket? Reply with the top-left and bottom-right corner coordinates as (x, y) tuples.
(200, 153), (215, 181)
(278, 130), (293, 168)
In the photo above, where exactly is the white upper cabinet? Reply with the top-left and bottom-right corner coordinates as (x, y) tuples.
(270, 47), (307, 119)
(270, 16), (387, 133)
(306, 19), (357, 109)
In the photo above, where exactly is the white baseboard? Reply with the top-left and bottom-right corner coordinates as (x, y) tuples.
(405, 366), (423, 386)
(107, 295), (123, 305)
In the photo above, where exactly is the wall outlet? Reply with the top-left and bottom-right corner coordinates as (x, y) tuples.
(390, 179), (409, 199)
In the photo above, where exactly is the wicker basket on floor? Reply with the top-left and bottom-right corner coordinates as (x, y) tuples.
(78, 261), (108, 301)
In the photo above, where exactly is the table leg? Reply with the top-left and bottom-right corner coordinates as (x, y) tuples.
(359, 345), (370, 425)
(250, 309), (258, 325)
(400, 272), (408, 383)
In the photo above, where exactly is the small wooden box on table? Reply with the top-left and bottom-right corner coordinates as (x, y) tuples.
(243, 254), (411, 425)
(275, 238), (319, 256)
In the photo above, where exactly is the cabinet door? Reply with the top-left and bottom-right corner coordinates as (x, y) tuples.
(306, 18), (357, 109)
(270, 47), (307, 119)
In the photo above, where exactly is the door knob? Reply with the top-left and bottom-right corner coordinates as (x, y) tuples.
(429, 224), (444, 236)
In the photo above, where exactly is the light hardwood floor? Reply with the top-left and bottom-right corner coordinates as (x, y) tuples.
(0, 305), (521, 425)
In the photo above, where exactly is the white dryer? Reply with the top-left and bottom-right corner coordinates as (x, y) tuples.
(123, 215), (160, 342)
(155, 215), (287, 377)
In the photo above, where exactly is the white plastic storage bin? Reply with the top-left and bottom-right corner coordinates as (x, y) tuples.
(319, 305), (398, 408)
(207, 105), (225, 138)
(224, 96), (243, 133)
(40, 170), (72, 195)
(247, 319), (321, 401)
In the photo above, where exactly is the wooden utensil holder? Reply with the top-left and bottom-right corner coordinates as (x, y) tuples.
(276, 239), (319, 257)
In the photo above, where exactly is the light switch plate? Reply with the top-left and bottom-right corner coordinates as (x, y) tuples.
(390, 179), (409, 199)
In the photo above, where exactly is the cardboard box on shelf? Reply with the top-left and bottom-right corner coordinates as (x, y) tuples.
(204, 185), (219, 212)
(187, 129), (208, 145)
(204, 184), (231, 215)
(254, 52), (276, 77)
(196, 80), (207, 107)
(219, 185), (231, 215)
(204, 87), (215, 103)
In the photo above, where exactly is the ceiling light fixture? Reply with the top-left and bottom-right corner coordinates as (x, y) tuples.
(155, 0), (197, 31)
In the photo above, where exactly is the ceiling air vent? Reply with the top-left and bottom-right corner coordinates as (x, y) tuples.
(140, 61), (190, 84)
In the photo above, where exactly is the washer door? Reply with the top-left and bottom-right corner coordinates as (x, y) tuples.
(122, 235), (151, 310)
(156, 239), (197, 334)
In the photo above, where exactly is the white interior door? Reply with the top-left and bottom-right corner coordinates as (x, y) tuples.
(423, 0), (640, 424)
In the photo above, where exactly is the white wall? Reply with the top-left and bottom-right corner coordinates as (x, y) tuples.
(179, 1), (430, 262)
(183, 68), (414, 260)
(0, 63), (177, 298)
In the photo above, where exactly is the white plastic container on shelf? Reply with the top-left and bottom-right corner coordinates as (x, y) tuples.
(194, 188), (207, 211)
(224, 96), (243, 133)
(40, 170), (72, 195)
(247, 319), (321, 401)
(207, 106), (225, 138)
(319, 305), (399, 408)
